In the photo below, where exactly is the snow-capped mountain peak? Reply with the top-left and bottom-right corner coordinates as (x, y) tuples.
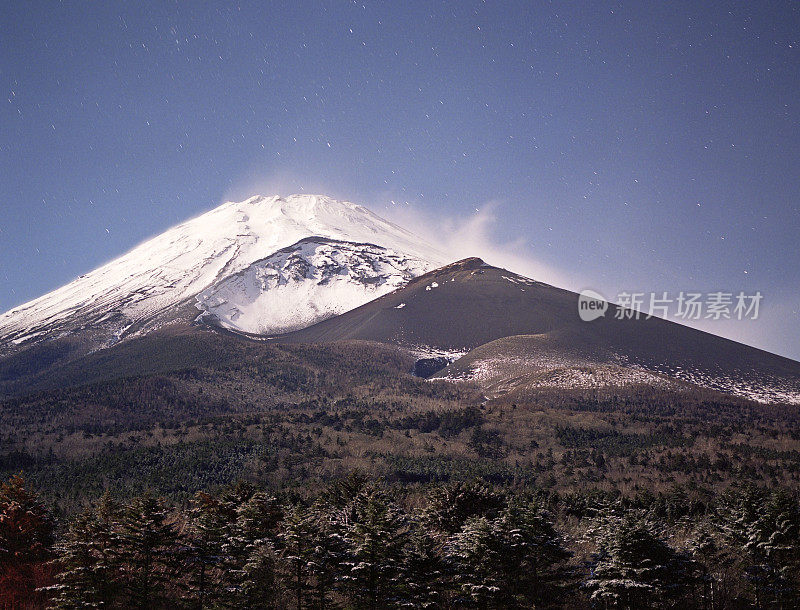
(0, 194), (448, 353)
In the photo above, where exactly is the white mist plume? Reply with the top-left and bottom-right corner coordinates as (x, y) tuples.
(377, 199), (583, 291)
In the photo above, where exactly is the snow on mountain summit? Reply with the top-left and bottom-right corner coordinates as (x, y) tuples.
(0, 194), (447, 353)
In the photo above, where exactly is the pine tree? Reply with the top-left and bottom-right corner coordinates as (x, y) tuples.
(50, 491), (123, 608)
(235, 490), (283, 545)
(277, 504), (315, 610)
(446, 501), (572, 609)
(321, 470), (370, 509)
(686, 527), (719, 610)
(227, 490), (284, 606)
(0, 474), (54, 561)
(303, 504), (343, 610)
(0, 474), (56, 608)
(761, 491), (800, 606)
(446, 516), (499, 609)
(49, 511), (98, 609)
(276, 502), (343, 610)
(585, 512), (697, 609)
(422, 481), (506, 535)
(715, 487), (800, 607)
(236, 540), (286, 609)
(337, 490), (408, 609)
(182, 491), (235, 609)
(492, 500), (573, 606)
(117, 492), (179, 609)
(398, 523), (449, 608)
(741, 490), (800, 607)
(686, 523), (752, 610)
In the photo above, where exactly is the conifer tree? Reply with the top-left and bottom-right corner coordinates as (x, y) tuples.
(422, 481), (506, 535)
(225, 490), (284, 602)
(492, 501), (573, 606)
(337, 490), (408, 609)
(321, 470), (370, 509)
(276, 501), (342, 610)
(182, 491), (235, 609)
(686, 526), (736, 610)
(0, 474), (55, 608)
(585, 513), (697, 609)
(447, 516), (499, 609)
(739, 490), (800, 607)
(235, 539), (285, 609)
(278, 504), (315, 610)
(0, 473), (54, 562)
(397, 524), (449, 608)
(759, 490), (800, 606)
(235, 490), (283, 545)
(50, 491), (123, 608)
(446, 501), (572, 609)
(303, 504), (343, 610)
(117, 492), (179, 608)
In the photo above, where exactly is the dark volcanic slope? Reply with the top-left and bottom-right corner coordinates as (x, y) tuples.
(279, 258), (579, 350)
(280, 258), (800, 399)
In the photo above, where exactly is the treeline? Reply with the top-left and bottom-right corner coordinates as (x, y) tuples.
(2, 474), (800, 609)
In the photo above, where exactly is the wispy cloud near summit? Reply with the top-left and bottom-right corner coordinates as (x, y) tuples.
(379, 199), (583, 292)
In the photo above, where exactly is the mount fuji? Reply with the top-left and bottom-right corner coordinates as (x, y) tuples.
(0, 194), (447, 356)
(2, 193), (799, 407)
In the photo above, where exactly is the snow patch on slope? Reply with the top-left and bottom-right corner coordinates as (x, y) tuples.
(436, 353), (683, 398)
(407, 345), (469, 361)
(195, 237), (430, 335)
(652, 364), (800, 405)
(447, 349), (800, 404)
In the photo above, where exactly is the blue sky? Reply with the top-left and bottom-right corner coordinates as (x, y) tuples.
(2, 1), (799, 358)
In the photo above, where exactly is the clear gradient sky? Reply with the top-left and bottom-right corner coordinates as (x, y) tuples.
(2, 1), (799, 358)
